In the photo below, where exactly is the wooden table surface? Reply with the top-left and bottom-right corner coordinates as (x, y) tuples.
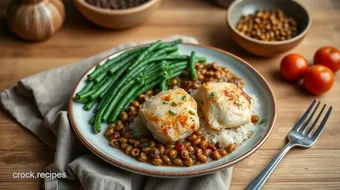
(0, 0), (339, 189)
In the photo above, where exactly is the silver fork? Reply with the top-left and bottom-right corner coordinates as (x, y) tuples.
(245, 99), (333, 190)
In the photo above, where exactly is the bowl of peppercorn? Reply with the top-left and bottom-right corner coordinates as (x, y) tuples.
(226, 0), (311, 57)
(74, 0), (161, 29)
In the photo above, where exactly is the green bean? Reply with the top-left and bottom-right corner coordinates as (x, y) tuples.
(128, 40), (163, 70)
(88, 47), (146, 80)
(94, 98), (103, 113)
(167, 39), (183, 46)
(130, 55), (188, 75)
(76, 81), (94, 97)
(93, 71), (107, 84)
(101, 79), (136, 121)
(84, 100), (96, 111)
(77, 77), (108, 100)
(189, 51), (198, 80)
(89, 115), (95, 125)
(160, 79), (168, 91)
(196, 56), (207, 63)
(108, 52), (140, 75)
(109, 78), (162, 123)
(150, 46), (178, 58)
(169, 61), (188, 70)
(93, 63), (131, 133)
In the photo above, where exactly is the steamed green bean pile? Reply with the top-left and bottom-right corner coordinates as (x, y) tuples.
(74, 39), (207, 134)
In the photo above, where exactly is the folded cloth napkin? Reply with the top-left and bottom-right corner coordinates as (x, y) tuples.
(1, 35), (232, 190)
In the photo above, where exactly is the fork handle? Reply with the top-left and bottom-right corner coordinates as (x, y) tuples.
(245, 142), (295, 190)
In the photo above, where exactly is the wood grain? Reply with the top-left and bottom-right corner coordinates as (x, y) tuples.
(0, 0), (340, 189)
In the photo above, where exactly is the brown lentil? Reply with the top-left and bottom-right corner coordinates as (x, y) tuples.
(192, 138), (201, 145)
(110, 139), (120, 148)
(162, 155), (171, 164)
(211, 151), (221, 160)
(195, 130), (203, 136)
(138, 152), (147, 162)
(140, 138), (148, 143)
(128, 138), (136, 145)
(131, 100), (140, 107)
(149, 140), (156, 148)
(157, 144), (165, 155)
(142, 147), (151, 154)
(134, 141), (140, 148)
(104, 127), (114, 137)
(183, 141), (191, 146)
(128, 106), (136, 112)
(121, 143), (128, 150)
(219, 149), (228, 157)
(173, 158), (183, 166)
(117, 120), (123, 126)
(195, 148), (203, 156)
(186, 145), (194, 153)
(120, 112), (128, 121)
(118, 137), (128, 144)
(150, 148), (160, 158)
(115, 124), (124, 132)
(152, 158), (163, 166)
(199, 140), (208, 150)
(131, 148), (140, 157)
(203, 149), (212, 157)
(180, 149), (189, 159)
(125, 145), (133, 155)
(171, 78), (178, 85)
(184, 158), (193, 166)
(169, 149), (178, 158)
(197, 154), (208, 163)
(227, 144), (234, 153)
(236, 9), (297, 41)
(188, 134), (197, 142)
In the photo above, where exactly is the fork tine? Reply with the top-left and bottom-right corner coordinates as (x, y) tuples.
(311, 106), (332, 140)
(300, 101), (320, 133)
(306, 104), (326, 136)
(292, 99), (317, 131)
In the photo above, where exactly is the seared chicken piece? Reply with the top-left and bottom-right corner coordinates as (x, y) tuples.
(139, 88), (199, 144)
(196, 82), (251, 130)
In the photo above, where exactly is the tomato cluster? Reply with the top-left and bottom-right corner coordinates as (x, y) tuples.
(280, 46), (339, 95)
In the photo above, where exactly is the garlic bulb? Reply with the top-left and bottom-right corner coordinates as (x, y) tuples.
(6, 0), (65, 41)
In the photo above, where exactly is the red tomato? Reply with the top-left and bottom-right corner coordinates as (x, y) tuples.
(314, 46), (340, 73)
(303, 65), (335, 95)
(280, 54), (309, 81)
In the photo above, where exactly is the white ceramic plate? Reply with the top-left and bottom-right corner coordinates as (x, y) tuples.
(69, 43), (276, 177)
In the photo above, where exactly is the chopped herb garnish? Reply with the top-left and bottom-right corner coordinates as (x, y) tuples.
(200, 100), (204, 105)
(189, 110), (195, 115)
(171, 102), (178, 106)
(234, 99), (240, 105)
(173, 85), (179, 89)
(163, 101), (169, 104)
(259, 119), (266, 125)
(182, 95), (188, 101)
(169, 110), (176, 115)
(210, 91), (217, 98)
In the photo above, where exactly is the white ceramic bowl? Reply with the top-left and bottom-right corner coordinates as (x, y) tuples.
(69, 43), (277, 177)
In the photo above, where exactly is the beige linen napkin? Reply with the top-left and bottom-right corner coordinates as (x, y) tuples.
(1, 35), (232, 190)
